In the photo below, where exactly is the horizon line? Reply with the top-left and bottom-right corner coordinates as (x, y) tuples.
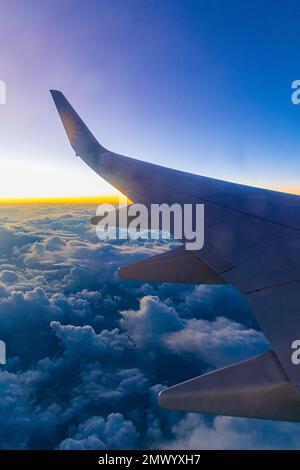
(0, 185), (300, 205)
(0, 195), (130, 205)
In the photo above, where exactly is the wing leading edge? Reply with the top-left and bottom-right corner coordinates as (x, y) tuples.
(51, 90), (300, 421)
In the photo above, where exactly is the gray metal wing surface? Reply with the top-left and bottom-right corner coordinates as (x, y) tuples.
(51, 90), (300, 421)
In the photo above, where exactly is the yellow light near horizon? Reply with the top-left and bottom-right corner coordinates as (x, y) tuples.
(0, 195), (130, 205)
(270, 185), (300, 195)
(0, 158), (121, 200)
(1, 158), (300, 204)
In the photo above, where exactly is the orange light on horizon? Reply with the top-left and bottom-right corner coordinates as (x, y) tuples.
(0, 185), (299, 206)
(0, 195), (132, 205)
(267, 185), (300, 195)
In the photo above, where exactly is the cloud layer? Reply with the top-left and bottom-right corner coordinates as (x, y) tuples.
(0, 204), (297, 450)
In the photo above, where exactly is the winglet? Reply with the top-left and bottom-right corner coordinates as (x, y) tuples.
(50, 90), (106, 158)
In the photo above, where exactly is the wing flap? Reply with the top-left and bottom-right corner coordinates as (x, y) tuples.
(159, 350), (300, 421)
(118, 246), (226, 285)
(246, 282), (300, 395)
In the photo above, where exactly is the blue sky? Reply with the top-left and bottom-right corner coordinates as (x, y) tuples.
(1, 0), (300, 196)
(2, 3), (300, 449)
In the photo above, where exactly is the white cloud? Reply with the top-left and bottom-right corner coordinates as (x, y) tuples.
(165, 316), (268, 367)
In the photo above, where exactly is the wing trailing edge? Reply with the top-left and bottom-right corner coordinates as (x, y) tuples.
(119, 246), (226, 285)
(159, 350), (300, 421)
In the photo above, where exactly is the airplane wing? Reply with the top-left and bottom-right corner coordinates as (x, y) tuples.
(50, 90), (300, 421)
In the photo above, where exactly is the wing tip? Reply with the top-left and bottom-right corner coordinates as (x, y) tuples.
(49, 89), (66, 110)
(50, 89), (62, 96)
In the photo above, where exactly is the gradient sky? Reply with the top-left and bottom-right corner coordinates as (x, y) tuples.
(1, 0), (300, 197)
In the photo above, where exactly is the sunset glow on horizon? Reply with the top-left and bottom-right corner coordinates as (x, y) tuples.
(0, 195), (126, 205)
(2, 2), (300, 203)
(2, 2), (300, 205)
(0, 184), (300, 205)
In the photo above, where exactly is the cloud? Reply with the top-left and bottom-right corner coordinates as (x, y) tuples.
(161, 413), (300, 450)
(0, 282), (10, 298)
(59, 413), (138, 450)
(120, 297), (267, 367)
(0, 226), (39, 256)
(0, 204), (295, 450)
(0, 368), (64, 449)
(51, 321), (134, 361)
(120, 296), (184, 348)
(181, 285), (255, 326)
(0, 270), (19, 284)
(44, 236), (67, 251)
(164, 316), (268, 367)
